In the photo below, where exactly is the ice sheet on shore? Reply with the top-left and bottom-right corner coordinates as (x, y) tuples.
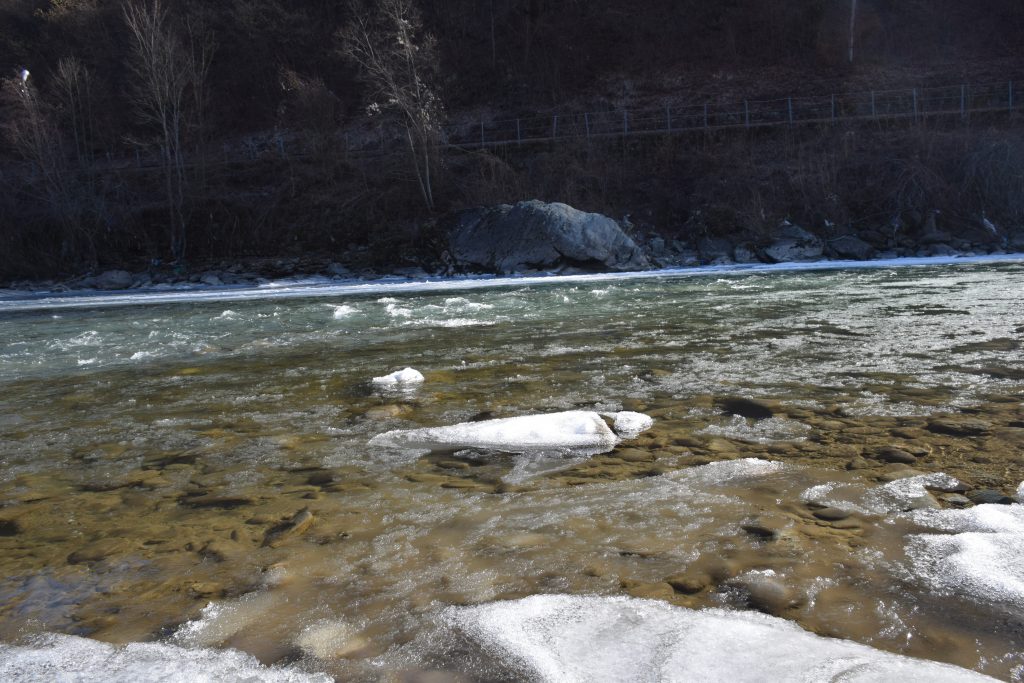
(905, 502), (1024, 610)
(371, 367), (425, 385)
(369, 410), (652, 454)
(0, 633), (328, 683)
(448, 595), (993, 683)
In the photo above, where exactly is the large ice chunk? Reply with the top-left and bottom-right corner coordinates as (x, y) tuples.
(0, 633), (329, 683)
(369, 410), (652, 454)
(905, 503), (1024, 611)
(371, 367), (425, 385)
(448, 595), (994, 682)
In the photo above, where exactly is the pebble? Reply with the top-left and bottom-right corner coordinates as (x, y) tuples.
(872, 446), (917, 464)
(67, 538), (131, 564)
(741, 576), (802, 616)
(812, 507), (851, 521)
(966, 489), (1014, 505)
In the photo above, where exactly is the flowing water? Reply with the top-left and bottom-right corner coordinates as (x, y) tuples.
(1, 257), (1023, 681)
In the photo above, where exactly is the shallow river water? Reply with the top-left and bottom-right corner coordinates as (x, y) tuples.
(1, 257), (1023, 681)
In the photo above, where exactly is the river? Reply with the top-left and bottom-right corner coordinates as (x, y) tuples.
(1, 257), (1022, 681)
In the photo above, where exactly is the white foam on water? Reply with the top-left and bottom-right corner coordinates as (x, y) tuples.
(216, 309), (239, 320)
(1017, 481), (1023, 503)
(371, 367), (425, 385)
(698, 415), (811, 443)
(6, 254), (1023, 313)
(447, 595), (994, 682)
(0, 633), (328, 683)
(369, 410), (652, 455)
(904, 503), (1024, 610)
(329, 304), (357, 319)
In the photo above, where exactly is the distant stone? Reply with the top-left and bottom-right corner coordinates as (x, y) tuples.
(698, 238), (734, 263)
(92, 270), (134, 290)
(764, 223), (823, 263)
(448, 200), (649, 274)
(733, 243), (761, 264)
(829, 235), (875, 260)
(200, 272), (223, 286)
(740, 576), (802, 616)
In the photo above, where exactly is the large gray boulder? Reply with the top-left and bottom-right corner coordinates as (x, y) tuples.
(763, 223), (824, 263)
(449, 200), (650, 274)
(829, 235), (875, 260)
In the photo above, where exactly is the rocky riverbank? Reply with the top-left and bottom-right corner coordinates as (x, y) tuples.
(3, 199), (1024, 297)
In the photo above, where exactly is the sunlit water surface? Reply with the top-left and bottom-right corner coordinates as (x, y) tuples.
(1, 258), (1023, 681)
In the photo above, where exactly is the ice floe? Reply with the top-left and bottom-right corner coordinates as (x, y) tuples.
(371, 367), (425, 385)
(802, 473), (964, 515)
(369, 410), (652, 455)
(447, 595), (994, 682)
(0, 633), (328, 682)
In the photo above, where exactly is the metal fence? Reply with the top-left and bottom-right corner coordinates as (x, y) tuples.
(439, 80), (1021, 150)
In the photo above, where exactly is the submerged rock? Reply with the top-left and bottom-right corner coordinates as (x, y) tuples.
(262, 508), (315, 548)
(448, 200), (650, 274)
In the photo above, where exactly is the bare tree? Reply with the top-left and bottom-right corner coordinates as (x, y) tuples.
(848, 0), (858, 63)
(1, 72), (98, 266)
(340, 0), (444, 211)
(54, 56), (95, 163)
(123, 0), (213, 262)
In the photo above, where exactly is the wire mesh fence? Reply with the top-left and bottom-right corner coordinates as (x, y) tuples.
(441, 80), (1021, 149)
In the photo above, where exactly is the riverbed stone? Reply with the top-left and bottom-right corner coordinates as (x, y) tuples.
(262, 507), (315, 547)
(871, 446), (917, 465)
(927, 417), (991, 437)
(737, 576), (802, 615)
(966, 489), (1014, 505)
(67, 538), (132, 564)
(716, 397), (779, 420)
(666, 572), (711, 594)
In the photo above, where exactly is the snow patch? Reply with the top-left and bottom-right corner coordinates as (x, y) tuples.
(447, 595), (994, 683)
(0, 633), (327, 683)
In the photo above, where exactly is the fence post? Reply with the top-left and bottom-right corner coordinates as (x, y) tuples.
(666, 106), (672, 131)
(744, 100), (749, 128)
(961, 85), (966, 119)
(704, 103), (709, 129)
(788, 97), (793, 124)
(553, 115), (558, 139)
(623, 110), (628, 135)
(585, 112), (590, 140)
(480, 119), (485, 146)
(831, 94), (836, 122)
(516, 119), (521, 145)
